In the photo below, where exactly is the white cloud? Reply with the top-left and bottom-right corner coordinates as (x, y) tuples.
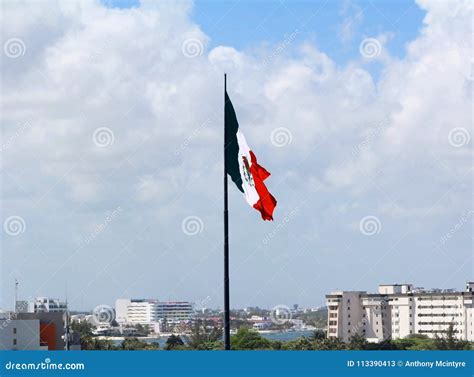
(0, 0), (471, 309)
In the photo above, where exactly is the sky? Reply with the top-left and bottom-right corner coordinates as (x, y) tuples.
(0, 0), (472, 312)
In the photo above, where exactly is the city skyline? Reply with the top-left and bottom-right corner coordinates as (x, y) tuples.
(2, 0), (472, 311)
(4, 278), (471, 313)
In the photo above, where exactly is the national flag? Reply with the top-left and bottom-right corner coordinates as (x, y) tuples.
(225, 91), (277, 221)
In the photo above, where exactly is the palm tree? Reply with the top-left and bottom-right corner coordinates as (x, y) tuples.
(165, 334), (185, 350)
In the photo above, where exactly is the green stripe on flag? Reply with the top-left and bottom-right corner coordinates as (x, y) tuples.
(225, 92), (244, 193)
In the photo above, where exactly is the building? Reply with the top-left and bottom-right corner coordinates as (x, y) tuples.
(16, 312), (66, 350)
(0, 312), (65, 350)
(16, 297), (67, 313)
(0, 311), (42, 350)
(116, 299), (193, 328)
(326, 282), (474, 342)
(31, 297), (67, 313)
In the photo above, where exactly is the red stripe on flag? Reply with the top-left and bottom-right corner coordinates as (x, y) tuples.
(249, 151), (277, 221)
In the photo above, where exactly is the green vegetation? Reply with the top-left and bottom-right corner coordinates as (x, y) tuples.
(165, 334), (185, 350)
(186, 320), (223, 350)
(122, 337), (159, 350)
(70, 321), (115, 350)
(293, 308), (327, 329)
(73, 319), (472, 351)
(230, 328), (273, 350)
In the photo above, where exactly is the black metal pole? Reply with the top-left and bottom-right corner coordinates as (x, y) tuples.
(223, 73), (231, 350)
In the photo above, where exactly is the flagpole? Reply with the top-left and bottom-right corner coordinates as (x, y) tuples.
(223, 73), (231, 350)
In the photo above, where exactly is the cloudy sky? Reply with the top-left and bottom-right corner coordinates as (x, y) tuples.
(1, 0), (472, 312)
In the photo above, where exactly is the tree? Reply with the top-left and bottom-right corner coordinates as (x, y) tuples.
(313, 337), (346, 350)
(134, 324), (150, 337)
(282, 337), (314, 350)
(231, 328), (272, 350)
(433, 323), (470, 350)
(310, 330), (326, 340)
(81, 337), (117, 350)
(187, 320), (223, 350)
(392, 334), (434, 350)
(122, 337), (159, 350)
(347, 333), (368, 350)
(165, 334), (185, 350)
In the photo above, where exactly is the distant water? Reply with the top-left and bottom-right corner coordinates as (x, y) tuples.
(261, 330), (313, 341)
(111, 330), (313, 347)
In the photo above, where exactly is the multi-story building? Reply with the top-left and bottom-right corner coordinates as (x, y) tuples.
(0, 311), (65, 350)
(115, 299), (193, 327)
(16, 297), (67, 313)
(0, 313), (42, 350)
(326, 282), (474, 342)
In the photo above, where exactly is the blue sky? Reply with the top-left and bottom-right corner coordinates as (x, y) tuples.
(109, 0), (425, 66)
(1, 0), (471, 311)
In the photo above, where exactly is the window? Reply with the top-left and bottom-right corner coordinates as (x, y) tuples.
(13, 328), (17, 334)
(13, 339), (17, 346)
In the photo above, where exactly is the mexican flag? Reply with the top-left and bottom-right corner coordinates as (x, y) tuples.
(225, 91), (277, 221)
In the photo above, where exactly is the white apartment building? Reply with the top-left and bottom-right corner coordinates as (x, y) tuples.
(326, 282), (474, 342)
(16, 297), (67, 313)
(116, 299), (193, 326)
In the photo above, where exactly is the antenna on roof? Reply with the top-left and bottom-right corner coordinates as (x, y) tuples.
(14, 279), (18, 313)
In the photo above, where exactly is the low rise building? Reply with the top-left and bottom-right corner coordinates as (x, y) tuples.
(0, 312), (65, 350)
